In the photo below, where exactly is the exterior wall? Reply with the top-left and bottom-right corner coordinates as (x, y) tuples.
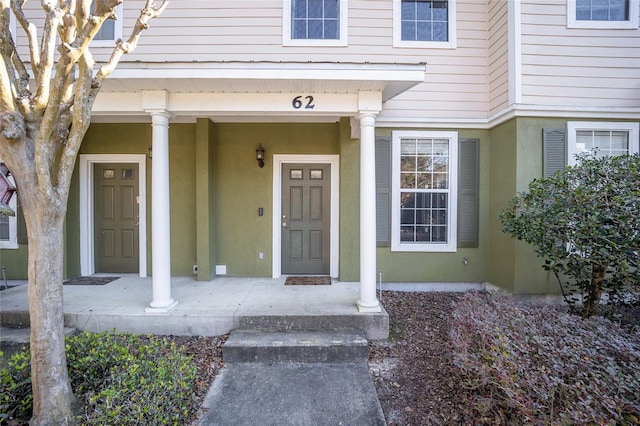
(520, 0), (640, 108)
(488, 0), (510, 115)
(338, 119), (360, 281)
(375, 128), (490, 283)
(212, 122), (342, 278)
(0, 246), (28, 279)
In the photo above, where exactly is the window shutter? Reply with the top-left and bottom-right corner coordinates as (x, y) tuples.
(17, 201), (27, 245)
(458, 138), (479, 248)
(543, 128), (567, 177)
(375, 137), (391, 246)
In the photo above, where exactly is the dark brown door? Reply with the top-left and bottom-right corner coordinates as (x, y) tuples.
(94, 163), (139, 273)
(281, 163), (330, 274)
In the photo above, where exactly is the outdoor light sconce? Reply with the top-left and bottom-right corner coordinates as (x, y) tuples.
(256, 144), (265, 168)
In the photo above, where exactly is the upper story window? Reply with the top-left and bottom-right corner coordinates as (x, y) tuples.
(393, 0), (457, 48)
(568, 0), (639, 28)
(283, 0), (348, 46)
(567, 122), (640, 165)
(91, 2), (123, 46)
(391, 131), (458, 252)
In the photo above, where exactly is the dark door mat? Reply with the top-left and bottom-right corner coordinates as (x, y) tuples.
(63, 276), (120, 286)
(285, 276), (331, 286)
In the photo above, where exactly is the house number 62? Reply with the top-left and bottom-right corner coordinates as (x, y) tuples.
(292, 95), (315, 110)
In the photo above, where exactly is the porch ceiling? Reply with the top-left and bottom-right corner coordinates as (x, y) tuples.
(92, 61), (426, 123)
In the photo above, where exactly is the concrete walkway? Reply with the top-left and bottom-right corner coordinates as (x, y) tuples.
(1, 276), (390, 425)
(0, 276), (389, 339)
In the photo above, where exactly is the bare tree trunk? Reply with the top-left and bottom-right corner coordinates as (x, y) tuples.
(24, 201), (75, 425)
(583, 265), (605, 318)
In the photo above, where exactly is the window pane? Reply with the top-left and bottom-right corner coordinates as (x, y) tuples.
(293, 0), (341, 40)
(398, 190), (448, 243)
(0, 215), (9, 240)
(293, 0), (307, 18)
(576, 0), (630, 21)
(308, 0), (323, 18)
(610, 131), (629, 151)
(325, 0), (339, 18)
(293, 19), (307, 38)
(401, 0), (449, 42)
(308, 19), (323, 38)
(324, 19), (339, 39)
(401, 0), (416, 20)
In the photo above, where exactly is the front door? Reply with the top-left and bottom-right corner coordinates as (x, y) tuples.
(94, 163), (139, 273)
(281, 163), (331, 274)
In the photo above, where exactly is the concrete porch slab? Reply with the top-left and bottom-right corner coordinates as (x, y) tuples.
(0, 277), (389, 340)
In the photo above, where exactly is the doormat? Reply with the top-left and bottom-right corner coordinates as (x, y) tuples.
(284, 276), (331, 286)
(63, 276), (120, 286)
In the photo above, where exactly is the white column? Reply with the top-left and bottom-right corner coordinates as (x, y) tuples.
(146, 111), (178, 312)
(357, 112), (381, 312)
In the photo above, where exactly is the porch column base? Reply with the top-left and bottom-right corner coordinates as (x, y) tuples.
(356, 299), (382, 313)
(145, 300), (179, 313)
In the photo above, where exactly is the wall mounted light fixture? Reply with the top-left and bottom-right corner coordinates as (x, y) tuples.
(148, 146), (152, 159)
(256, 143), (265, 168)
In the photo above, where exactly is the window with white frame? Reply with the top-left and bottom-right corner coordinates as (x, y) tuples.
(391, 131), (458, 252)
(283, 0), (348, 46)
(91, 2), (123, 46)
(568, 0), (639, 28)
(393, 0), (457, 48)
(567, 121), (640, 165)
(0, 166), (18, 250)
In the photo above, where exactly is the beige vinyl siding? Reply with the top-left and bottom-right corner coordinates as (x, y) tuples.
(520, 0), (640, 108)
(380, 0), (489, 121)
(488, 0), (510, 115)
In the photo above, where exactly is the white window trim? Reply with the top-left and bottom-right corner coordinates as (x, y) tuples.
(393, 0), (457, 49)
(91, 4), (124, 47)
(0, 194), (18, 250)
(391, 131), (458, 252)
(567, 121), (640, 165)
(567, 0), (639, 29)
(79, 154), (147, 277)
(283, 0), (348, 46)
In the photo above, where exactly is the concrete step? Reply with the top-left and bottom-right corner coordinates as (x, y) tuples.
(223, 330), (369, 363)
(0, 326), (76, 358)
(236, 312), (389, 340)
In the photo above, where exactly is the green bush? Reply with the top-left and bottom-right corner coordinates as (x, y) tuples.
(450, 292), (640, 425)
(500, 153), (640, 317)
(0, 349), (32, 423)
(0, 331), (197, 425)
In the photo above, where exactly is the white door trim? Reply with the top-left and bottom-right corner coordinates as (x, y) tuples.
(79, 154), (147, 277)
(272, 155), (340, 278)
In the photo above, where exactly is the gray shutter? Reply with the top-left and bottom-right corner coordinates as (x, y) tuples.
(17, 201), (27, 245)
(543, 128), (567, 177)
(376, 137), (391, 246)
(458, 138), (479, 248)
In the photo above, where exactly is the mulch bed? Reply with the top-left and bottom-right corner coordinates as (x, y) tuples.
(284, 276), (331, 286)
(63, 276), (120, 286)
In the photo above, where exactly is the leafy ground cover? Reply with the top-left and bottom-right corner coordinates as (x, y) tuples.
(2, 291), (639, 425)
(369, 291), (640, 425)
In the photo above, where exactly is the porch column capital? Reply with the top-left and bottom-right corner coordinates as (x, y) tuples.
(146, 108), (178, 313)
(357, 111), (381, 313)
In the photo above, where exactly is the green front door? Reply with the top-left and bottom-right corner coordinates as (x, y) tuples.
(281, 163), (331, 274)
(94, 163), (139, 273)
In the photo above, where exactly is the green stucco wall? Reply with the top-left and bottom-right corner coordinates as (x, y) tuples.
(211, 122), (342, 277)
(373, 128), (491, 283)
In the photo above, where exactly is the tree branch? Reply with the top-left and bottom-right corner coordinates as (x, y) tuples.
(92, 0), (169, 93)
(11, 0), (41, 82)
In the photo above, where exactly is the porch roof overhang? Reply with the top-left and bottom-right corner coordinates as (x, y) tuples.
(92, 61), (426, 123)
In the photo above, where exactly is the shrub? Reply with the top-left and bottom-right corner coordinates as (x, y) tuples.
(0, 349), (32, 423)
(0, 331), (198, 425)
(500, 153), (640, 317)
(450, 292), (640, 424)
